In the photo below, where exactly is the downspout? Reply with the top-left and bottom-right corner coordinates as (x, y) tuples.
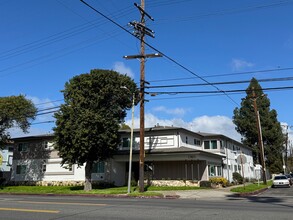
(177, 131), (180, 148)
(225, 140), (230, 182)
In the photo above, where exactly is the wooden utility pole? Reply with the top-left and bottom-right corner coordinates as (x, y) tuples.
(139, 0), (146, 193)
(252, 87), (267, 184)
(124, 0), (161, 192)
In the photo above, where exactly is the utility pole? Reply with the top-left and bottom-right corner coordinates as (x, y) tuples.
(124, 0), (161, 192)
(251, 87), (267, 184)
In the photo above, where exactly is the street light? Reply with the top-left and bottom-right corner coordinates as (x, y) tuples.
(121, 86), (135, 194)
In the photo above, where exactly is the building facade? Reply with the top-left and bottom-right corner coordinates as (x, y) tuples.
(0, 145), (14, 181)
(10, 126), (255, 186)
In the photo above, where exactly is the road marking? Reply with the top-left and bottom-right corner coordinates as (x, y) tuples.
(0, 207), (59, 213)
(18, 201), (108, 206)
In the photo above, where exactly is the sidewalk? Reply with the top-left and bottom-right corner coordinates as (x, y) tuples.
(158, 185), (252, 200)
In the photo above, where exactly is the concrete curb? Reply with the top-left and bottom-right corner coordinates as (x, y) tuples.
(235, 187), (269, 197)
(0, 192), (167, 199)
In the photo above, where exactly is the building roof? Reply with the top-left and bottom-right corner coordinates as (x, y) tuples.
(117, 146), (225, 159)
(12, 133), (54, 142)
(11, 125), (245, 148)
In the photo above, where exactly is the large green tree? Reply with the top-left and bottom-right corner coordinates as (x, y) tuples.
(233, 78), (284, 174)
(53, 69), (138, 190)
(0, 95), (37, 146)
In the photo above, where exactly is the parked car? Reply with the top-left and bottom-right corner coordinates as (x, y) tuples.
(272, 175), (290, 188)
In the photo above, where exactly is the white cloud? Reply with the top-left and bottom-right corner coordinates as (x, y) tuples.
(113, 62), (134, 78)
(125, 113), (242, 141)
(152, 106), (188, 116)
(231, 58), (254, 71)
(190, 115), (241, 140)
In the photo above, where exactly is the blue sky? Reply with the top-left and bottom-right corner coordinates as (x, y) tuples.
(1, 0), (293, 144)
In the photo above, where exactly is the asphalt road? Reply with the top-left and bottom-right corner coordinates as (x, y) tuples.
(0, 187), (292, 220)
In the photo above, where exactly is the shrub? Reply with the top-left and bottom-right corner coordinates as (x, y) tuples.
(209, 177), (228, 187)
(0, 178), (6, 186)
(92, 181), (115, 189)
(199, 180), (211, 188)
(232, 172), (243, 184)
(131, 180), (137, 187)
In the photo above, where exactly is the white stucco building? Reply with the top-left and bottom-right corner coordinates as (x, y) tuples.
(10, 126), (256, 186)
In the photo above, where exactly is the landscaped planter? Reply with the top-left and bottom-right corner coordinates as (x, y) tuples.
(149, 180), (199, 187)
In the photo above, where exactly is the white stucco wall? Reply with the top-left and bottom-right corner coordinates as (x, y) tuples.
(0, 146), (13, 172)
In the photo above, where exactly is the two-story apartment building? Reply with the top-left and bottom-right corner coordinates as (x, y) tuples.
(118, 126), (255, 184)
(10, 126), (255, 186)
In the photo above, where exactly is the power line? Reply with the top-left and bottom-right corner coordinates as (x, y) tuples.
(148, 67), (293, 83)
(31, 120), (55, 125)
(37, 106), (60, 113)
(34, 99), (64, 106)
(80, 0), (239, 107)
(155, 0), (293, 23)
(0, 2), (135, 62)
(149, 85), (293, 95)
(36, 110), (59, 116)
(149, 92), (245, 101)
(148, 76), (293, 89)
(0, 28), (123, 77)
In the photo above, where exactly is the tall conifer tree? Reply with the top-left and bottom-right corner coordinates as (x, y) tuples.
(233, 78), (284, 174)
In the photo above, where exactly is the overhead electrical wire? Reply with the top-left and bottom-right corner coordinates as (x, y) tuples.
(155, 0), (293, 23)
(148, 67), (293, 83)
(149, 92), (245, 101)
(80, 0), (239, 106)
(34, 99), (64, 106)
(147, 76), (293, 89)
(149, 85), (293, 95)
(0, 28), (124, 77)
(0, 3), (134, 62)
(31, 120), (55, 125)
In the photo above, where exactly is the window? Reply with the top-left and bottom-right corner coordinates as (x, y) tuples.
(209, 165), (216, 176)
(238, 165), (241, 171)
(234, 165), (237, 172)
(220, 141), (225, 149)
(204, 140), (218, 150)
(42, 141), (48, 149)
(16, 165), (27, 174)
(8, 147), (14, 152)
(18, 143), (28, 152)
(194, 139), (201, 146)
(185, 136), (188, 144)
(204, 141), (210, 149)
(8, 155), (13, 166)
(208, 165), (222, 177)
(122, 138), (130, 148)
(42, 164), (46, 172)
(92, 161), (105, 173)
(211, 140), (217, 149)
(217, 166), (222, 176)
